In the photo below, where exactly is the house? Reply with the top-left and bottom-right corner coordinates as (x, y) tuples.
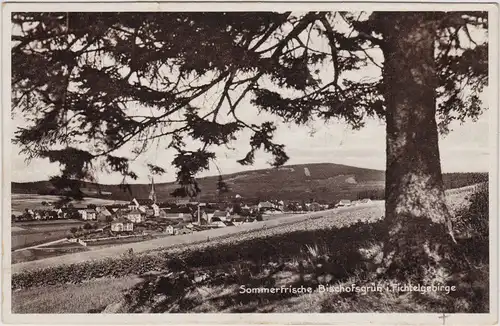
(336, 199), (352, 207)
(31, 210), (56, 220)
(96, 206), (112, 221)
(181, 212), (192, 222)
(106, 205), (121, 213)
(76, 209), (85, 218)
(250, 205), (260, 213)
(151, 203), (160, 217)
(209, 216), (228, 227)
(261, 207), (282, 215)
(308, 202), (322, 212)
(54, 208), (67, 219)
(230, 215), (247, 226)
(258, 201), (274, 210)
(96, 206), (112, 217)
(111, 218), (134, 232)
(97, 212), (110, 221)
(126, 209), (145, 223)
(85, 209), (97, 220)
(165, 225), (175, 235)
(209, 220), (232, 228)
(199, 210), (210, 224)
(174, 226), (193, 235)
(359, 198), (372, 204)
(32, 211), (43, 220)
(192, 212), (209, 226)
(78, 209), (97, 220)
(211, 210), (230, 222)
(241, 204), (251, 211)
(175, 199), (190, 206)
(129, 198), (151, 213)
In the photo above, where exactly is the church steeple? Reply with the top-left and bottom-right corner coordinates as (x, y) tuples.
(148, 176), (157, 204)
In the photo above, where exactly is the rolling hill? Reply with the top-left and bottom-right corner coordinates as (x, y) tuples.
(11, 163), (488, 204)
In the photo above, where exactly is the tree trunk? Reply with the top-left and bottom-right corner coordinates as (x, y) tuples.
(380, 13), (456, 278)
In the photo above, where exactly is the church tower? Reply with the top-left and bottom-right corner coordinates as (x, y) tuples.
(148, 176), (157, 204)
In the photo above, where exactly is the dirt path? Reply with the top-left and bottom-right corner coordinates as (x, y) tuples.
(11, 202), (384, 274)
(13, 238), (68, 252)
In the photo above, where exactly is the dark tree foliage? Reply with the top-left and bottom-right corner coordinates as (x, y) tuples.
(216, 175), (230, 195)
(12, 12), (487, 196)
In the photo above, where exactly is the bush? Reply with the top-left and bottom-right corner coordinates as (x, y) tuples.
(12, 254), (169, 289)
(83, 223), (92, 230)
(356, 189), (385, 200)
(255, 213), (263, 222)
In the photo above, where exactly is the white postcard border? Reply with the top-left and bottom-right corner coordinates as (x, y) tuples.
(1, 2), (498, 325)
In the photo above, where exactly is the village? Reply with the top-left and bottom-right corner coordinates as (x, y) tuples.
(12, 179), (372, 247)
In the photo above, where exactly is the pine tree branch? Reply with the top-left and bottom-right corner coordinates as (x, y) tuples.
(318, 17), (341, 89)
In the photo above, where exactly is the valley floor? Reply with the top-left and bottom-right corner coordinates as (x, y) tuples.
(11, 203), (384, 274)
(10, 184), (486, 314)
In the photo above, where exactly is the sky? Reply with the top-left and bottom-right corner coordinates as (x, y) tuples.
(11, 108), (490, 185)
(10, 12), (491, 185)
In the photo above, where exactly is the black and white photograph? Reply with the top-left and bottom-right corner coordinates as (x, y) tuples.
(2, 2), (498, 324)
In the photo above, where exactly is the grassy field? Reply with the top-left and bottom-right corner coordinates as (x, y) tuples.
(12, 276), (142, 313)
(11, 220), (87, 251)
(111, 184), (489, 313)
(11, 205), (381, 274)
(11, 183), (473, 271)
(10, 204), (384, 313)
(12, 230), (70, 251)
(10, 184), (488, 313)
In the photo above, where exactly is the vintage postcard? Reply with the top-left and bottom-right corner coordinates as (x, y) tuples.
(1, 1), (498, 325)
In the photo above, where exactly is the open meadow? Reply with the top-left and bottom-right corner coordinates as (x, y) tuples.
(11, 204), (380, 274)
(10, 194), (128, 251)
(11, 219), (86, 251)
(10, 184), (488, 314)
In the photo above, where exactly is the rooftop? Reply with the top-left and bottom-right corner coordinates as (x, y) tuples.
(112, 217), (132, 224)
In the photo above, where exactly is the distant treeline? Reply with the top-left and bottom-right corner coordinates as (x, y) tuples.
(356, 189), (385, 201)
(442, 172), (488, 190)
(354, 172), (489, 201)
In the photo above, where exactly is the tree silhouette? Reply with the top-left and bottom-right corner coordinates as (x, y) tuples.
(11, 11), (488, 277)
(216, 175), (230, 202)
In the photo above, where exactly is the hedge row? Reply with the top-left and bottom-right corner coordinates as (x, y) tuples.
(12, 253), (169, 289)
